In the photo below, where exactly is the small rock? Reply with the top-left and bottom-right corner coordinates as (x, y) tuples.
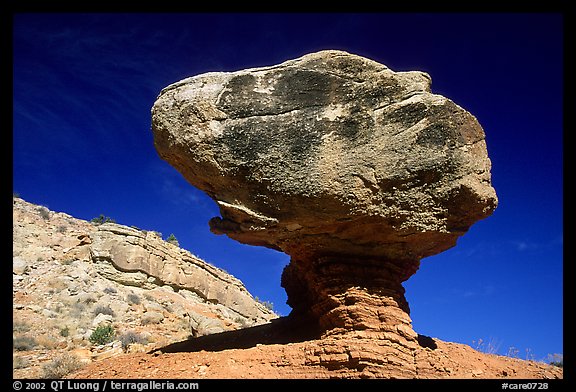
(127, 343), (147, 353)
(144, 302), (165, 313)
(13, 258), (28, 275)
(142, 311), (164, 325)
(92, 313), (114, 327)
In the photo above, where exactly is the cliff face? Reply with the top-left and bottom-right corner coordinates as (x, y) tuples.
(90, 223), (273, 321)
(12, 197), (276, 378)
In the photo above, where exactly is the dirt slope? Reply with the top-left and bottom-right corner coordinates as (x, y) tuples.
(70, 318), (562, 379)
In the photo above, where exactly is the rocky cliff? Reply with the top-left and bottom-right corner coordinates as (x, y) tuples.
(12, 197), (275, 378)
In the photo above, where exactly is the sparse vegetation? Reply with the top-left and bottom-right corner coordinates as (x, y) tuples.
(547, 353), (563, 367)
(90, 214), (116, 225)
(472, 337), (500, 355)
(89, 325), (115, 345)
(57, 225), (67, 233)
(103, 287), (118, 295)
(13, 320), (31, 333)
(37, 206), (50, 220)
(127, 293), (141, 305)
(119, 330), (148, 350)
(13, 335), (37, 351)
(255, 296), (274, 311)
(36, 335), (58, 349)
(59, 326), (70, 337)
(166, 233), (179, 246)
(70, 301), (86, 318)
(41, 353), (82, 379)
(93, 305), (115, 317)
(13, 355), (29, 370)
(506, 346), (520, 358)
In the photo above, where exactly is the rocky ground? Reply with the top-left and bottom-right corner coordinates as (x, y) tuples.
(68, 316), (563, 380)
(70, 334), (562, 379)
(12, 197), (275, 378)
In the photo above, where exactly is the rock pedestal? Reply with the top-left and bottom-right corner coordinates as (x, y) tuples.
(151, 50), (497, 377)
(283, 255), (420, 377)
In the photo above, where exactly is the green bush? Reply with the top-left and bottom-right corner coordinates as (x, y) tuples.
(59, 326), (70, 337)
(89, 325), (115, 345)
(166, 233), (179, 246)
(90, 214), (116, 225)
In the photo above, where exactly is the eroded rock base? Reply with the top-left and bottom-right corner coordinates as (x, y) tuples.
(69, 335), (563, 379)
(281, 255), (420, 377)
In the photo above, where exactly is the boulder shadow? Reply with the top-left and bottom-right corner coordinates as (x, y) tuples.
(152, 315), (322, 354)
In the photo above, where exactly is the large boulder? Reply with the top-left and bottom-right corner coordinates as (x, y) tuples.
(151, 50), (497, 377)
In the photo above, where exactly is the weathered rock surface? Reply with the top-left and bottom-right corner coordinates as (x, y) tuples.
(70, 336), (563, 379)
(152, 50), (498, 377)
(90, 223), (271, 321)
(152, 49), (497, 260)
(12, 197), (275, 378)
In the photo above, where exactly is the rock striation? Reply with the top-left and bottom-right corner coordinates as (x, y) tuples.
(151, 50), (498, 377)
(90, 223), (270, 321)
(12, 197), (275, 378)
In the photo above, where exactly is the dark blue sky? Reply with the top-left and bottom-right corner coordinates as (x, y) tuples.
(13, 13), (563, 361)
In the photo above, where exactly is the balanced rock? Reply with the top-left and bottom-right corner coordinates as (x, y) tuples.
(152, 50), (497, 377)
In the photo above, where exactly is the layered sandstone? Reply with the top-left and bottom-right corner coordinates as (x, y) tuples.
(90, 223), (272, 321)
(151, 50), (498, 377)
(12, 197), (275, 378)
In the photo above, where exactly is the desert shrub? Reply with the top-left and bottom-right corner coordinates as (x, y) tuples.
(93, 305), (115, 317)
(547, 353), (563, 367)
(90, 214), (116, 225)
(472, 337), (500, 354)
(127, 293), (141, 305)
(37, 206), (50, 220)
(89, 325), (115, 345)
(255, 296), (274, 311)
(41, 353), (82, 379)
(13, 355), (30, 370)
(36, 335), (59, 349)
(79, 293), (97, 304)
(13, 335), (37, 351)
(13, 320), (31, 333)
(119, 331), (148, 350)
(59, 326), (70, 337)
(103, 287), (117, 295)
(166, 233), (179, 246)
(70, 301), (86, 318)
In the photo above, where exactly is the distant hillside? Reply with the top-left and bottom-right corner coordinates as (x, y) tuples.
(12, 197), (276, 378)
